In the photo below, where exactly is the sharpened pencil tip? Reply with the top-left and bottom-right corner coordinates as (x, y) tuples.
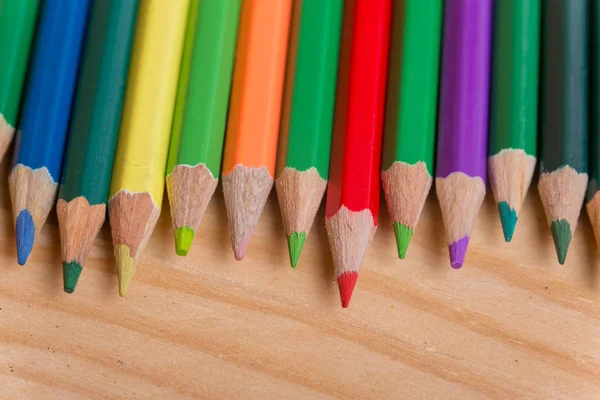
(337, 271), (359, 308)
(449, 236), (470, 269)
(287, 232), (306, 268)
(497, 202), (517, 242)
(550, 219), (572, 265)
(233, 228), (254, 261)
(115, 245), (135, 297)
(174, 226), (195, 256)
(63, 261), (82, 293)
(392, 223), (413, 259)
(15, 209), (35, 265)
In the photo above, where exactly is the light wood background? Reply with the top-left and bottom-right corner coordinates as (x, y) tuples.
(0, 154), (599, 400)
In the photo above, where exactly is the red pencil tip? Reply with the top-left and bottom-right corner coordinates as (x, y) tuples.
(337, 272), (359, 308)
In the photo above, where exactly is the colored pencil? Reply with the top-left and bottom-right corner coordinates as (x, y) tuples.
(9, 0), (90, 266)
(109, 0), (190, 296)
(381, 0), (443, 259)
(0, 0), (39, 161)
(589, 1), (600, 250)
(489, 0), (540, 242)
(325, 0), (392, 308)
(166, 0), (241, 257)
(57, 0), (139, 293)
(436, 0), (492, 269)
(221, 0), (292, 261)
(539, 0), (589, 264)
(275, 0), (343, 268)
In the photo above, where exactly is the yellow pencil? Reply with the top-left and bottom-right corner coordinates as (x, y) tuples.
(108, 0), (190, 297)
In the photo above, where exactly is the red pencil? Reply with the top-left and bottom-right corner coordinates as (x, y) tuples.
(325, 0), (392, 308)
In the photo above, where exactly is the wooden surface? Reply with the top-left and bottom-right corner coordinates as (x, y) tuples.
(0, 153), (599, 400)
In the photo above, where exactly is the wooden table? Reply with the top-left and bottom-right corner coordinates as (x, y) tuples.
(0, 157), (598, 400)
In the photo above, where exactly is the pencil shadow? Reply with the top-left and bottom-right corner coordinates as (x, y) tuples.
(38, 216), (63, 295)
(211, 182), (235, 262)
(420, 190), (448, 270)
(96, 219), (117, 294)
(579, 208), (598, 290)
(527, 185), (556, 266)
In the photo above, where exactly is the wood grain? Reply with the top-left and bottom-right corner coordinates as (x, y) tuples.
(0, 155), (598, 399)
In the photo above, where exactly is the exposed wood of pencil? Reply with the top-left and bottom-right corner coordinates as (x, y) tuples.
(275, 167), (326, 236)
(0, 116), (14, 161)
(436, 172), (486, 269)
(488, 149), (536, 236)
(108, 190), (161, 297)
(381, 161), (432, 257)
(538, 166), (588, 264)
(166, 164), (218, 255)
(587, 192), (600, 250)
(325, 206), (376, 308)
(56, 197), (105, 292)
(8, 165), (58, 264)
(222, 165), (273, 261)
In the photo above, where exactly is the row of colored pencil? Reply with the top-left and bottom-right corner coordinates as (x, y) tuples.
(0, 0), (597, 308)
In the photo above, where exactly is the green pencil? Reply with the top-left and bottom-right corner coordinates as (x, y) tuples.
(0, 0), (39, 161)
(489, 0), (540, 242)
(587, 1), (600, 250)
(57, 0), (139, 293)
(539, 0), (589, 264)
(381, 0), (443, 259)
(165, 0), (241, 256)
(275, 0), (343, 268)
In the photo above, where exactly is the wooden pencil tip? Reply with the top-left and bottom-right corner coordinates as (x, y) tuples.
(115, 244), (135, 297)
(174, 226), (195, 256)
(287, 232), (306, 268)
(62, 261), (82, 293)
(497, 202), (517, 242)
(15, 209), (35, 266)
(550, 219), (572, 265)
(449, 236), (470, 269)
(337, 271), (359, 308)
(392, 223), (413, 259)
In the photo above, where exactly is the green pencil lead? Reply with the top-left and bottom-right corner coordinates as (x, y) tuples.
(550, 219), (572, 265)
(287, 232), (306, 268)
(174, 226), (195, 257)
(63, 261), (83, 293)
(497, 202), (518, 242)
(392, 223), (413, 259)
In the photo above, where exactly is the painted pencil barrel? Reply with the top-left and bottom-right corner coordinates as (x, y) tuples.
(381, 0), (442, 259)
(278, 0), (343, 177)
(488, 0), (540, 242)
(382, 0), (442, 174)
(436, 0), (492, 269)
(167, 0), (240, 177)
(539, 0), (589, 264)
(60, 0), (139, 204)
(14, 0), (90, 180)
(0, 0), (39, 158)
(588, 0), (600, 250)
(437, 0), (491, 181)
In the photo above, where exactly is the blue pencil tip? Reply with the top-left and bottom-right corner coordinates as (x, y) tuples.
(15, 210), (35, 265)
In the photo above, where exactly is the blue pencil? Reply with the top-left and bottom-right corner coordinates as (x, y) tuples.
(9, 0), (90, 265)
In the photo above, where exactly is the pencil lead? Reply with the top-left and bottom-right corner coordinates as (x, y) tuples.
(62, 261), (82, 293)
(115, 244), (135, 297)
(233, 228), (254, 261)
(449, 236), (469, 269)
(15, 209), (35, 265)
(392, 223), (413, 259)
(337, 271), (358, 308)
(174, 226), (195, 256)
(497, 201), (517, 242)
(550, 219), (571, 265)
(287, 232), (306, 268)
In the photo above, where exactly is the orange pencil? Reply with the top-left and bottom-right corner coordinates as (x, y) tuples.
(222, 0), (292, 260)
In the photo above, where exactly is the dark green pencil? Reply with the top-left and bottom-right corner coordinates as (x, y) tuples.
(57, 0), (139, 293)
(538, 0), (589, 264)
(587, 0), (600, 250)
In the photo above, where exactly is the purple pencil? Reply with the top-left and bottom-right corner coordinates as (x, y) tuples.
(436, 0), (492, 269)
